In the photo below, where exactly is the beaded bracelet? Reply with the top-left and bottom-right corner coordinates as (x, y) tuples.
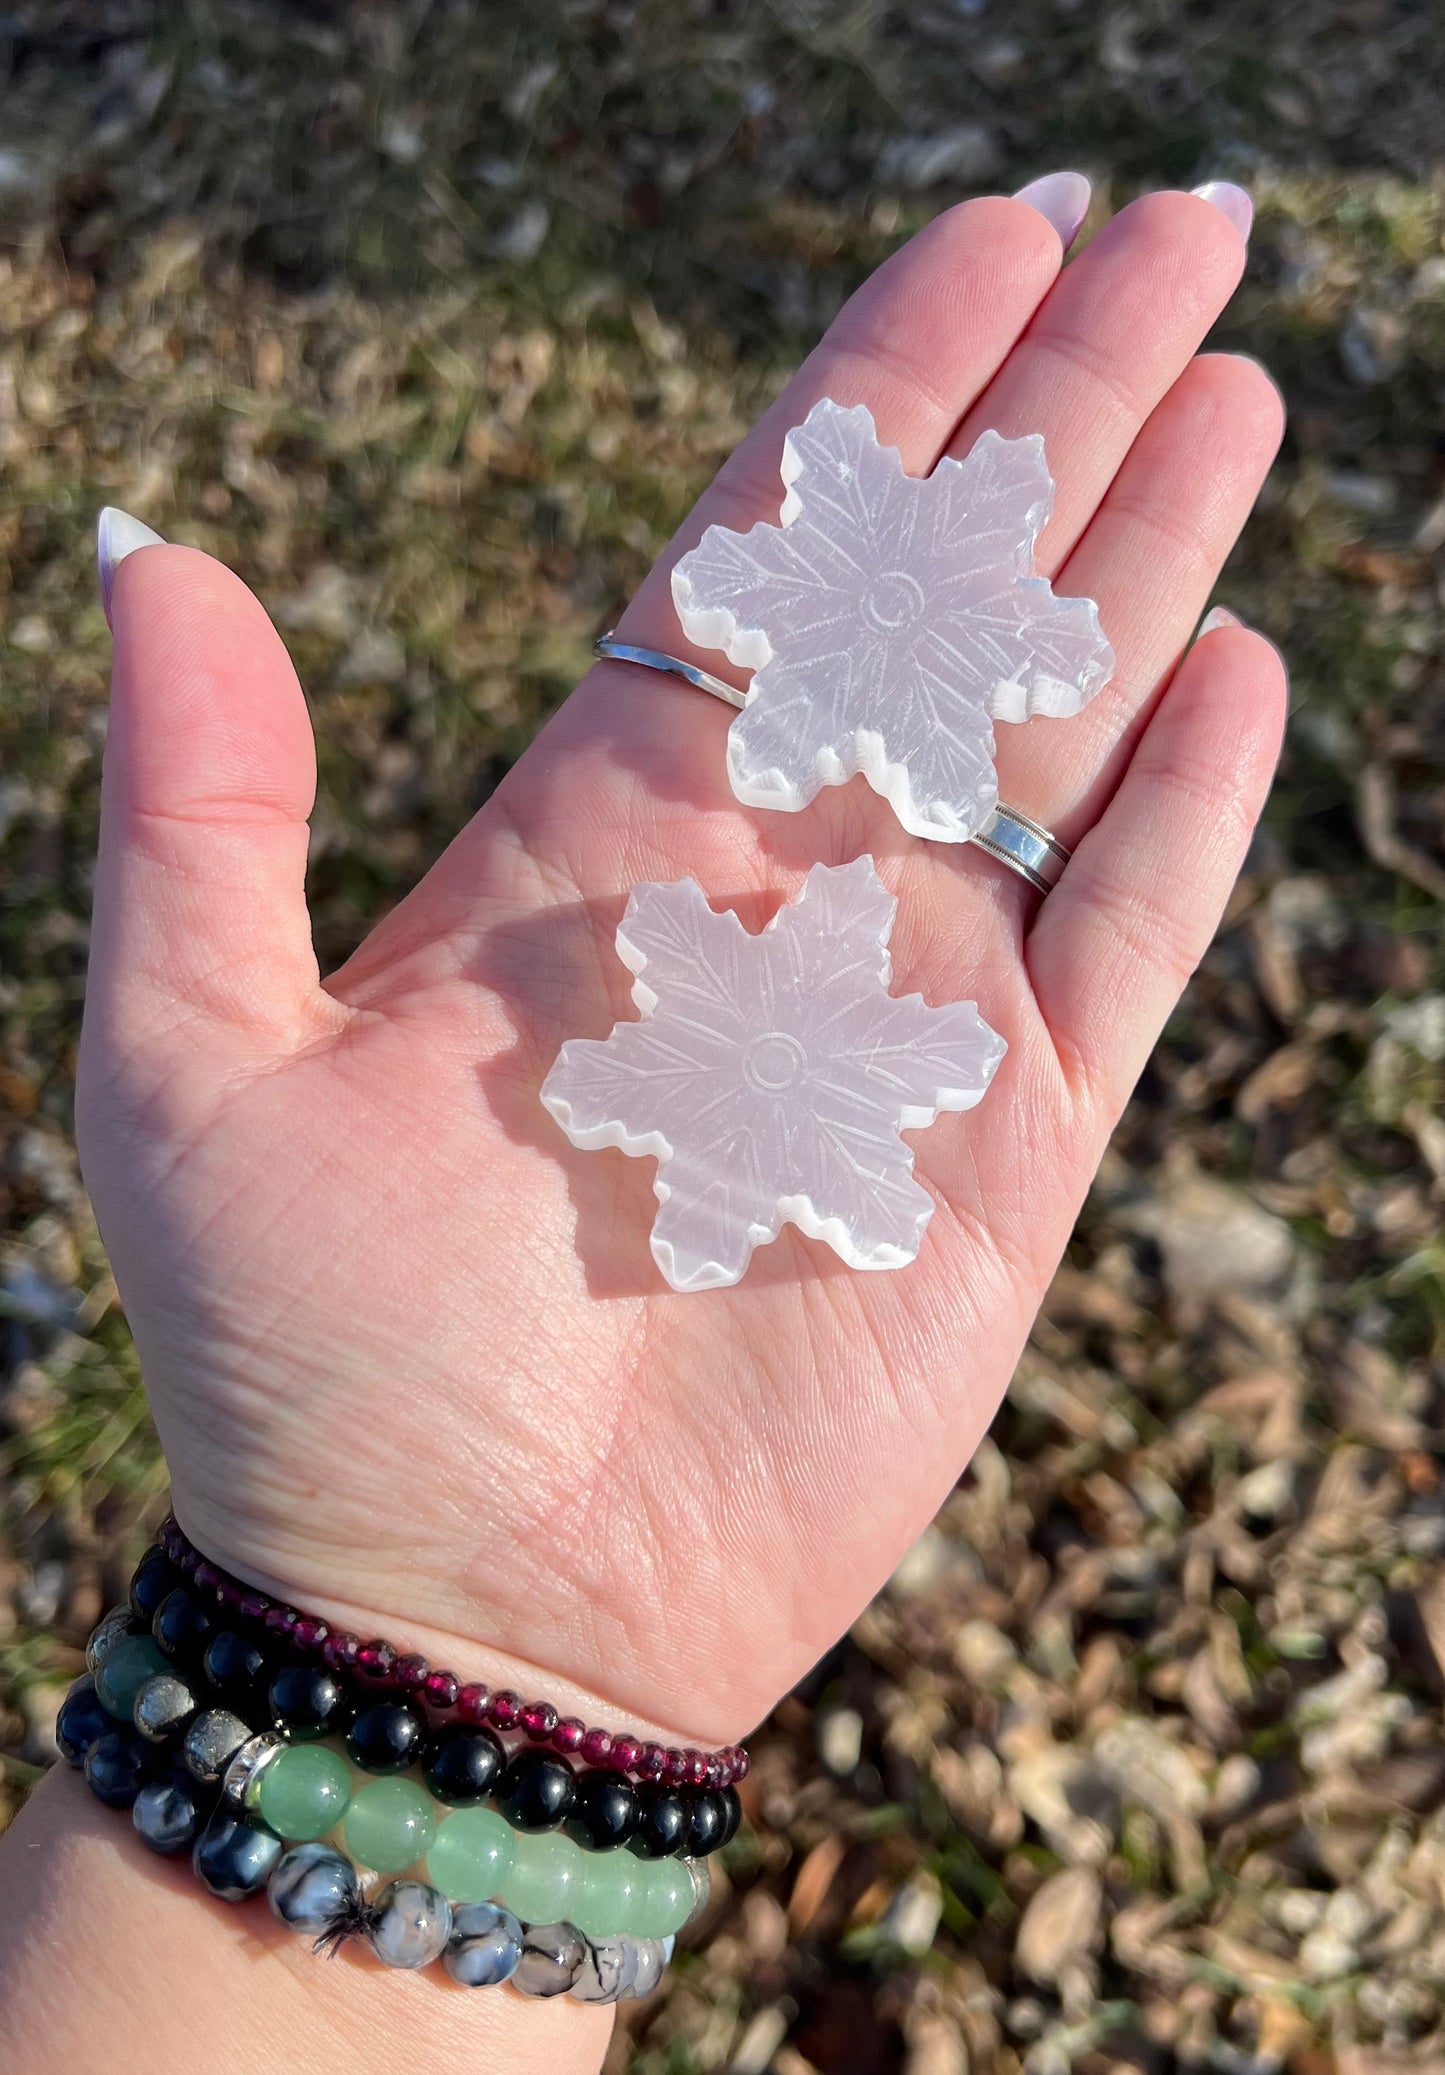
(93, 1576), (742, 1864)
(59, 1674), (683, 2002)
(147, 1521), (749, 1789)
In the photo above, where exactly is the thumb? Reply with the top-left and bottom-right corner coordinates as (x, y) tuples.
(83, 512), (334, 1074)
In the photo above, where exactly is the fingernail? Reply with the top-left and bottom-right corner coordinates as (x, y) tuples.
(1012, 170), (1092, 252)
(1191, 180), (1253, 242)
(1199, 604), (1242, 635)
(97, 506), (166, 629)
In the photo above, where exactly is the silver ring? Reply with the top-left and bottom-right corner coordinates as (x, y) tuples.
(594, 634), (1071, 895)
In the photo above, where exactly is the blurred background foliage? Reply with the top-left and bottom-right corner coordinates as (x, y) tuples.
(3, 4), (1445, 2070)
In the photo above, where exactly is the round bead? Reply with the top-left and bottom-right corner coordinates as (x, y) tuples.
(634, 1859), (694, 1939)
(629, 1937), (666, 1997)
(422, 1726), (502, 1808)
(569, 1848), (648, 1939)
(132, 1670), (199, 1745)
(394, 1653), (429, 1692)
(500, 1831), (582, 1925)
(84, 1728), (153, 1808)
(86, 1604), (139, 1674)
(193, 1815), (283, 1902)
(269, 1664), (351, 1743)
(132, 1777), (209, 1854)
(238, 1591), (271, 1622)
(513, 1921), (586, 1998)
(628, 1782), (688, 1859)
(496, 1749), (576, 1832)
(716, 1787), (743, 1848)
(443, 1901), (524, 1987)
(427, 1805), (516, 1903)
(192, 1559), (220, 1595)
(130, 1548), (183, 1621)
(152, 1587), (214, 1664)
(456, 1684), (491, 1725)
(681, 1788), (726, 1857)
(258, 1744), (353, 1841)
(346, 1701), (426, 1775)
(570, 1935), (634, 2004)
(732, 1748), (750, 1782)
(269, 1842), (363, 1934)
(521, 1700), (558, 1741)
(356, 1638), (396, 1682)
(579, 1728), (613, 1767)
(611, 1737), (644, 1774)
(683, 1750), (709, 1787)
(683, 1855), (712, 1930)
(343, 1776), (436, 1875)
(553, 1717), (586, 1755)
(424, 1670), (459, 1711)
(263, 1604), (300, 1640)
(321, 1631), (362, 1675)
(662, 1748), (688, 1785)
(368, 1880), (451, 1969)
(487, 1690), (522, 1732)
(56, 1676), (112, 1768)
(635, 1742), (666, 1780)
(565, 1769), (638, 1852)
(181, 1708), (253, 1786)
(95, 1635), (169, 1721)
(291, 1615), (328, 1652)
(201, 1629), (269, 1704)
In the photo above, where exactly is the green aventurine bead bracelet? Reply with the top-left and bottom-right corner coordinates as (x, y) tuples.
(252, 1739), (701, 1940)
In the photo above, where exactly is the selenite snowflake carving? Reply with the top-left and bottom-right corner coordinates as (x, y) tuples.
(540, 858), (1006, 1293)
(672, 398), (1114, 843)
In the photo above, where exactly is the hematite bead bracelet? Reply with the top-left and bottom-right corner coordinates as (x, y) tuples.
(146, 1520), (749, 1788)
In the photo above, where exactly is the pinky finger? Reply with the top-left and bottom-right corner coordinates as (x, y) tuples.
(1027, 619), (1287, 1112)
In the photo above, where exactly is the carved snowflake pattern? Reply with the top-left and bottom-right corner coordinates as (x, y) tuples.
(540, 858), (1006, 1293)
(672, 398), (1114, 843)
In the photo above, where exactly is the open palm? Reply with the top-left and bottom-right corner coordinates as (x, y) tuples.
(77, 190), (1285, 1750)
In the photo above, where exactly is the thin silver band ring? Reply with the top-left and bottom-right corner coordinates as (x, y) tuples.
(594, 633), (1072, 895)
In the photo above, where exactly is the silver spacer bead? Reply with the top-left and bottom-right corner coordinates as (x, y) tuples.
(221, 1730), (285, 1810)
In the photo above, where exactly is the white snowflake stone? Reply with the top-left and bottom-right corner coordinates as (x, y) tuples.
(540, 858), (1006, 1293)
(672, 398), (1114, 843)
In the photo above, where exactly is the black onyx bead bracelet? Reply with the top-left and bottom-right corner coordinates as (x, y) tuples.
(149, 1520), (749, 1789)
(117, 1534), (744, 1863)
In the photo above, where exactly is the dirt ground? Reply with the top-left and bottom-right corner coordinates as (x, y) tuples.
(3, 5), (1445, 2070)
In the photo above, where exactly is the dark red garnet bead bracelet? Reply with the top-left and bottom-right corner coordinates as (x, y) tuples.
(153, 1518), (749, 1789)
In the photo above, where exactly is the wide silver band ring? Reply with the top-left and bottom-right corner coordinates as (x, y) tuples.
(594, 633), (1071, 895)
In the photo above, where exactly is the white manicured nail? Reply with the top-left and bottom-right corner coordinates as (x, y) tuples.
(1199, 604), (1242, 635)
(97, 507), (166, 629)
(1191, 180), (1253, 242)
(1012, 170), (1092, 252)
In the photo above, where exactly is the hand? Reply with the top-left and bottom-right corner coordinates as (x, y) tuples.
(77, 187), (1284, 1748)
